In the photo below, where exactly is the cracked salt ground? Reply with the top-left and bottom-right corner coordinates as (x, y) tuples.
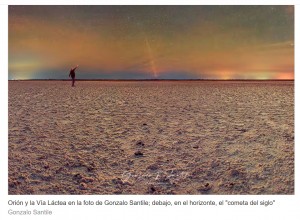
(8, 81), (294, 194)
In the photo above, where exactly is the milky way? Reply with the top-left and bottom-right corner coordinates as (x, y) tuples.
(9, 5), (294, 79)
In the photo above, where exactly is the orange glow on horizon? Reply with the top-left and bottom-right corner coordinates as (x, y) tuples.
(275, 72), (294, 80)
(9, 6), (294, 80)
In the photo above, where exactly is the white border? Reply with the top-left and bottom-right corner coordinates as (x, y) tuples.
(0, 1), (8, 208)
(0, 0), (299, 5)
(1, 1), (299, 220)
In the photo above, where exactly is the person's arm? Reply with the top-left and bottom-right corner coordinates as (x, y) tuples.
(73, 65), (79, 71)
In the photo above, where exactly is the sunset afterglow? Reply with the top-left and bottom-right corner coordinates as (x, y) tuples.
(9, 5), (294, 80)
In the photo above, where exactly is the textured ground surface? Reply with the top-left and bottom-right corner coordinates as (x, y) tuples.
(8, 81), (294, 194)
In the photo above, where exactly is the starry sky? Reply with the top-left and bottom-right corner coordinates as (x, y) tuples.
(9, 5), (294, 80)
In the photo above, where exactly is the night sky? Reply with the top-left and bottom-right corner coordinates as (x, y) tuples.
(9, 5), (294, 80)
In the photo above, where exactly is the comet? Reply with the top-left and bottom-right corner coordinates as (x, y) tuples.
(145, 37), (158, 78)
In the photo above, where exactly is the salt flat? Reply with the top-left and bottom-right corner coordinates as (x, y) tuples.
(8, 81), (294, 194)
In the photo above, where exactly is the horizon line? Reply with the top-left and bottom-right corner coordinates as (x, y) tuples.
(8, 79), (294, 82)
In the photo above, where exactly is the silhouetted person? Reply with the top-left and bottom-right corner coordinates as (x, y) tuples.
(69, 65), (78, 87)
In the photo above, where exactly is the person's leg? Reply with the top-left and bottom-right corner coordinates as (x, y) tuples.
(72, 78), (75, 87)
